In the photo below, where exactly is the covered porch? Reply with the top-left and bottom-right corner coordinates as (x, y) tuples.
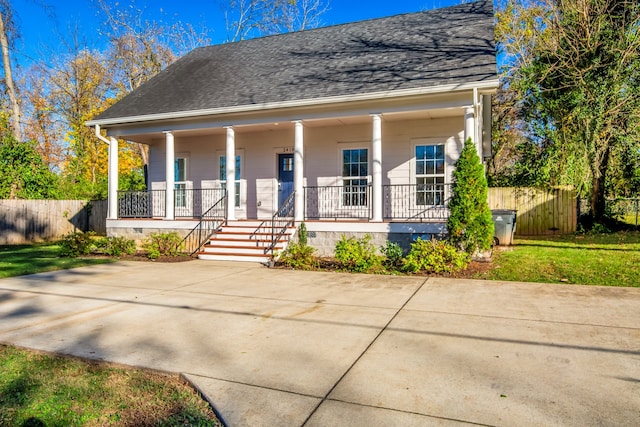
(103, 87), (492, 227)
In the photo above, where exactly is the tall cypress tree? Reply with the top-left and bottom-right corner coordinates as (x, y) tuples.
(447, 138), (494, 253)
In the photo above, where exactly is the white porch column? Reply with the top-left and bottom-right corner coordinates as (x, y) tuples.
(293, 120), (304, 222)
(371, 114), (383, 222)
(463, 106), (475, 145)
(107, 137), (119, 220)
(164, 131), (175, 220)
(225, 126), (236, 221)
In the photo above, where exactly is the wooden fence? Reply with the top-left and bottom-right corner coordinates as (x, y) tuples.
(487, 187), (577, 235)
(0, 200), (107, 244)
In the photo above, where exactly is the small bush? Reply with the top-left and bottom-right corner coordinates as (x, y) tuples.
(298, 222), (308, 246)
(95, 236), (136, 257)
(334, 234), (384, 273)
(279, 242), (317, 270)
(142, 232), (183, 259)
(59, 231), (96, 257)
(382, 241), (404, 268)
(403, 238), (470, 274)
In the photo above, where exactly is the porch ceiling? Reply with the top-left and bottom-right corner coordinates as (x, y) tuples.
(117, 106), (465, 145)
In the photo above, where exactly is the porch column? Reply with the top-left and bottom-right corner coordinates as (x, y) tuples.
(293, 120), (304, 222)
(371, 114), (383, 222)
(463, 106), (475, 144)
(164, 131), (175, 220)
(225, 126), (236, 221)
(107, 136), (119, 220)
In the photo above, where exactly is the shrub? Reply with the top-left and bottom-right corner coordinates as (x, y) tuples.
(279, 242), (317, 270)
(402, 238), (470, 274)
(279, 223), (316, 269)
(298, 222), (308, 246)
(142, 232), (183, 259)
(97, 236), (136, 257)
(334, 234), (384, 273)
(59, 231), (96, 257)
(381, 241), (404, 268)
(447, 137), (494, 254)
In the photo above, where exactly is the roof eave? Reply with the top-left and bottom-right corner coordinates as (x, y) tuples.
(86, 78), (499, 127)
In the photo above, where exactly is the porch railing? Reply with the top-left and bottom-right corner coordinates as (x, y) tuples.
(118, 190), (165, 218)
(302, 184), (451, 221)
(383, 183), (452, 221)
(179, 190), (228, 255)
(117, 188), (226, 218)
(251, 191), (296, 257)
(304, 185), (372, 220)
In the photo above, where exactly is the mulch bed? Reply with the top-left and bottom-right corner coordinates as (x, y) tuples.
(274, 257), (494, 279)
(85, 252), (194, 263)
(90, 252), (494, 278)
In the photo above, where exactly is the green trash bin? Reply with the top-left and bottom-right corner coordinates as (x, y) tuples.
(492, 209), (517, 246)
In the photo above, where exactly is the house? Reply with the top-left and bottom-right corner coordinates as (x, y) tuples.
(86, 0), (498, 262)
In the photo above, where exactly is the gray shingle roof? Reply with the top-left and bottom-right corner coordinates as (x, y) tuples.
(95, 1), (496, 122)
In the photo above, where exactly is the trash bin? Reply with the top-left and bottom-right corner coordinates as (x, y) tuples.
(491, 209), (517, 246)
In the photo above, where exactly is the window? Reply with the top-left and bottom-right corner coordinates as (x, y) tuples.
(175, 157), (187, 208)
(219, 155), (241, 208)
(342, 148), (368, 206)
(282, 156), (293, 172)
(415, 144), (445, 206)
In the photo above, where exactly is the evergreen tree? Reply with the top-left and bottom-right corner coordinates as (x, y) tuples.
(447, 138), (494, 254)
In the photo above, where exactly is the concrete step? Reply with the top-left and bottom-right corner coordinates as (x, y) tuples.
(198, 221), (295, 263)
(200, 245), (281, 255)
(213, 232), (277, 240)
(197, 252), (272, 263)
(218, 226), (296, 235)
(225, 220), (268, 228)
(207, 238), (274, 248)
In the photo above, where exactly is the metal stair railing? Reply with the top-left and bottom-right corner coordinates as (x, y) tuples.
(179, 190), (228, 255)
(250, 191), (296, 257)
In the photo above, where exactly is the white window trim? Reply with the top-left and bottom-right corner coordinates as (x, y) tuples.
(411, 139), (447, 210)
(216, 149), (245, 209)
(174, 153), (190, 211)
(338, 143), (370, 209)
(175, 152), (190, 184)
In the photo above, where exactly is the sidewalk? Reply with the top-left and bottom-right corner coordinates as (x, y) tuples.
(1, 261), (638, 426)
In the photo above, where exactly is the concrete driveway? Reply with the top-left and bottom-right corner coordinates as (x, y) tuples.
(0, 261), (638, 426)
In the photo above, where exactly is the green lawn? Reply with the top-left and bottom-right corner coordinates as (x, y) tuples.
(0, 244), (114, 279)
(0, 345), (220, 426)
(476, 231), (640, 287)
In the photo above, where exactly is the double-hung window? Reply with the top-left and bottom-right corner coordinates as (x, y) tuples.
(175, 157), (188, 208)
(219, 155), (241, 208)
(415, 144), (445, 206)
(342, 148), (368, 206)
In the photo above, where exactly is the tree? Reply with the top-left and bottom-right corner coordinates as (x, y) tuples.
(95, 0), (210, 187)
(494, 0), (640, 221)
(0, 117), (58, 199)
(222, 0), (330, 42)
(0, 1), (22, 141)
(21, 67), (65, 171)
(447, 138), (494, 254)
(44, 35), (116, 199)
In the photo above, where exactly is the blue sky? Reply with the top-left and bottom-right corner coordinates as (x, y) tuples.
(10, 0), (463, 67)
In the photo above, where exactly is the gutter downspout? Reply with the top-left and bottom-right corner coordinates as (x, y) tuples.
(95, 125), (119, 220)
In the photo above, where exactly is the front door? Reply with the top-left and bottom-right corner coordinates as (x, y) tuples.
(278, 153), (294, 208)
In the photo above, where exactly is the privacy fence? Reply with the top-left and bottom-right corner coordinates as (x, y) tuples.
(487, 187), (577, 235)
(0, 200), (107, 244)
